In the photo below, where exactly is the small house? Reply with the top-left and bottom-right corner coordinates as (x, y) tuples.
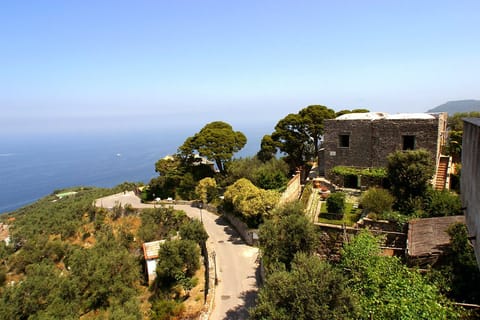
(142, 240), (166, 285)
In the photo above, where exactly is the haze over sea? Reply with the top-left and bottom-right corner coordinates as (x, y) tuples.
(0, 127), (263, 214)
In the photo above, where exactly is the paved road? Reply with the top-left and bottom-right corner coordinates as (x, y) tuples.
(96, 192), (259, 320)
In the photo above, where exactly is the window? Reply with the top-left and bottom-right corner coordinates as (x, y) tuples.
(403, 135), (415, 150)
(339, 134), (350, 148)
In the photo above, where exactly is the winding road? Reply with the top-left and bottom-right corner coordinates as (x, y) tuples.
(95, 192), (259, 319)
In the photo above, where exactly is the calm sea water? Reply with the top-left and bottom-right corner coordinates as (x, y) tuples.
(0, 129), (262, 214)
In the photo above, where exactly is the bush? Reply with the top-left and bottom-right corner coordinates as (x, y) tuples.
(423, 189), (462, 217)
(259, 203), (318, 271)
(195, 177), (217, 203)
(179, 220), (208, 245)
(326, 192), (346, 214)
(155, 239), (200, 288)
(387, 149), (434, 213)
(224, 178), (280, 227)
(223, 157), (289, 190)
(360, 188), (394, 215)
(151, 299), (185, 320)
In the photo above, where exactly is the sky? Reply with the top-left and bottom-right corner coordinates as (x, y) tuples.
(1, 0), (479, 136)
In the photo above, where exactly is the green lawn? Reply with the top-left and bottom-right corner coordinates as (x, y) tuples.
(318, 202), (361, 226)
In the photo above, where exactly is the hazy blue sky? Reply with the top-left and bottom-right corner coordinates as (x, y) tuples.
(1, 1), (479, 135)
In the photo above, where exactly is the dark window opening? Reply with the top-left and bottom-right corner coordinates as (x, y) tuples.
(403, 135), (415, 150)
(339, 135), (350, 148)
(344, 175), (358, 188)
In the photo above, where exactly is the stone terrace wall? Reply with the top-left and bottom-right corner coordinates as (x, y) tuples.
(279, 173), (301, 205)
(315, 222), (407, 260)
(222, 212), (258, 246)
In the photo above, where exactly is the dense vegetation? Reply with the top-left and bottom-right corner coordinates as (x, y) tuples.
(446, 111), (480, 161)
(350, 149), (462, 223)
(0, 185), (206, 319)
(254, 203), (472, 319)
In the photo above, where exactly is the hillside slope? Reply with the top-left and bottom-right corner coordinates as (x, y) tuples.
(428, 100), (480, 114)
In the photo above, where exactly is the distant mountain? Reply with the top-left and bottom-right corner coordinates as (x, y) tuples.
(427, 100), (480, 115)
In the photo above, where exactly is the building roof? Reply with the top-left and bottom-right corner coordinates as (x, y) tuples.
(385, 113), (435, 120)
(464, 117), (480, 126)
(407, 215), (465, 257)
(142, 240), (165, 260)
(335, 112), (435, 121)
(335, 112), (388, 120)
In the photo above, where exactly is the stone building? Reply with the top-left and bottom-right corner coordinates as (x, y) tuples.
(461, 118), (480, 269)
(142, 239), (166, 285)
(323, 112), (448, 188)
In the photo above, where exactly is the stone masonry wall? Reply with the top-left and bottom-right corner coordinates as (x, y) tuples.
(324, 119), (374, 170)
(279, 173), (301, 205)
(324, 117), (442, 183)
(461, 118), (480, 268)
(372, 119), (439, 167)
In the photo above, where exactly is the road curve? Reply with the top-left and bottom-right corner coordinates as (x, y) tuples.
(95, 192), (259, 319)
(175, 205), (259, 320)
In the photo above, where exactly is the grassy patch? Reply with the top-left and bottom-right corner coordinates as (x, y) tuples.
(318, 202), (361, 226)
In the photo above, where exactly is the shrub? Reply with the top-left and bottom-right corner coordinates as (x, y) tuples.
(151, 299), (185, 320)
(326, 192), (346, 214)
(360, 188), (394, 215)
(224, 178), (280, 227)
(423, 189), (462, 217)
(195, 177), (217, 203)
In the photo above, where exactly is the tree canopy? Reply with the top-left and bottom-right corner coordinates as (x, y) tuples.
(446, 111), (480, 161)
(179, 121), (246, 174)
(387, 149), (434, 213)
(340, 231), (460, 319)
(272, 105), (336, 171)
(431, 223), (480, 305)
(256, 134), (279, 162)
(250, 253), (358, 320)
(335, 108), (370, 117)
(258, 202), (317, 271)
(223, 157), (289, 190)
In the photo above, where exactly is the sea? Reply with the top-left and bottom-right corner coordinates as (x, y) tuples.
(0, 128), (263, 214)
